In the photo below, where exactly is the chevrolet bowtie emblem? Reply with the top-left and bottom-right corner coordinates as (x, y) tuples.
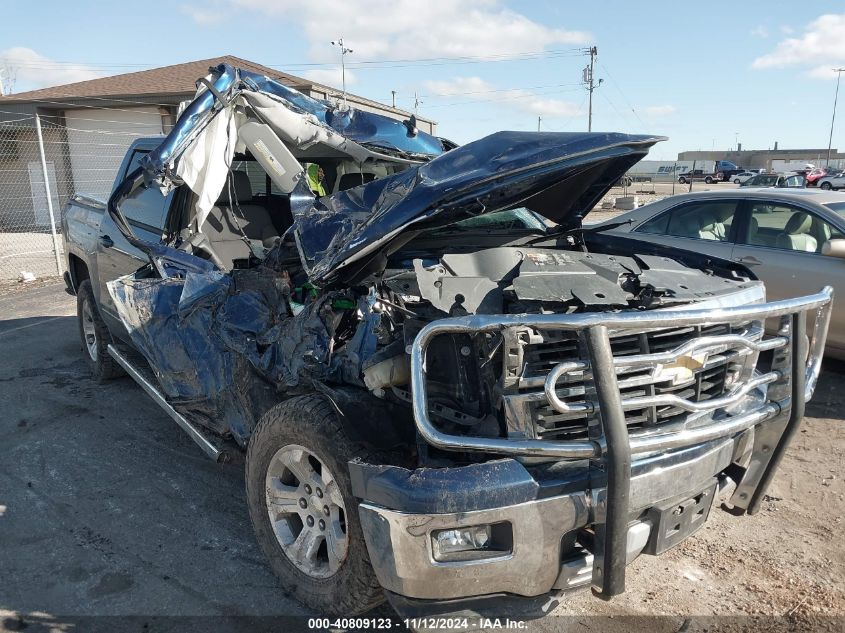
(654, 353), (708, 386)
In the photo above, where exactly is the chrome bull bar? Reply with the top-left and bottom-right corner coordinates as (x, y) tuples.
(410, 286), (833, 599)
(410, 286), (833, 460)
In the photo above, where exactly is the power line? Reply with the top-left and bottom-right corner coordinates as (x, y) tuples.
(599, 61), (646, 130)
(416, 81), (584, 100)
(0, 47), (590, 73)
(421, 86), (584, 109)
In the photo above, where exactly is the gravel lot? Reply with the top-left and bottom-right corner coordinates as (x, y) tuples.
(1, 279), (842, 632)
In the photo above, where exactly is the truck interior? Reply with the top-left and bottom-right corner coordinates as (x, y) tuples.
(174, 153), (411, 272)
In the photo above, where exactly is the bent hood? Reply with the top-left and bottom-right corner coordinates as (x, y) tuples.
(292, 131), (664, 285)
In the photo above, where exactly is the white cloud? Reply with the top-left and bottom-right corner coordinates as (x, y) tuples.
(780, 25), (795, 35)
(808, 65), (842, 80)
(520, 96), (581, 118)
(423, 76), (494, 97)
(302, 67), (358, 87)
(422, 76), (582, 119)
(643, 105), (676, 116)
(229, 0), (590, 62)
(0, 47), (102, 93)
(180, 4), (224, 26)
(752, 13), (845, 70)
(751, 25), (769, 38)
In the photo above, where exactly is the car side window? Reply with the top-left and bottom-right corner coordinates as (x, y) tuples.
(636, 200), (737, 242)
(119, 149), (171, 232)
(120, 185), (172, 234)
(636, 210), (671, 235)
(744, 203), (842, 253)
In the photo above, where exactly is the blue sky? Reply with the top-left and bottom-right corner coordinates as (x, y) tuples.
(1, 1), (844, 160)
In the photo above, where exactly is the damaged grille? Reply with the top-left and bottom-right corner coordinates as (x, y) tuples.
(503, 323), (751, 443)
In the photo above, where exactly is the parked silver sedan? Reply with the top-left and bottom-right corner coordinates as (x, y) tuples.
(600, 188), (845, 357)
(818, 172), (845, 190)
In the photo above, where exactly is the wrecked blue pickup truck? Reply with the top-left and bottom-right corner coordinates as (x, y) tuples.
(61, 64), (833, 618)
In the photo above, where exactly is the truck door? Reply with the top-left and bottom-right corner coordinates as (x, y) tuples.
(96, 148), (173, 332)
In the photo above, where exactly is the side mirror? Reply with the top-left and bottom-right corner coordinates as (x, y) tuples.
(822, 239), (845, 258)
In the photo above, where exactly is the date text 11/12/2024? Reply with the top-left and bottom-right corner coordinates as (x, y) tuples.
(307, 617), (528, 629)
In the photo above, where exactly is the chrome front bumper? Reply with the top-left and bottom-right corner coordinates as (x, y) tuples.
(357, 436), (738, 601)
(358, 287), (833, 602)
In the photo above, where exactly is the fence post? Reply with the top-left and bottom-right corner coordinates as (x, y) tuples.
(34, 113), (63, 276)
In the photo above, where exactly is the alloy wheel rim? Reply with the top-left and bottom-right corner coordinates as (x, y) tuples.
(265, 444), (349, 578)
(82, 300), (98, 362)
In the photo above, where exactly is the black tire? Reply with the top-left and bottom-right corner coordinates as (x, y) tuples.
(733, 178), (741, 184)
(705, 176), (714, 184)
(76, 279), (124, 382)
(678, 177), (687, 184)
(246, 395), (384, 615)
(821, 182), (833, 190)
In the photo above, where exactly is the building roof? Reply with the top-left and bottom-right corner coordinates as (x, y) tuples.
(0, 56), (305, 102)
(0, 55), (432, 123)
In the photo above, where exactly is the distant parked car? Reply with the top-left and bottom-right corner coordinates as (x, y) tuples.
(678, 170), (717, 184)
(732, 171), (757, 184)
(741, 173), (805, 188)
(806, 167), (831, 187)
(819, 172), (845, 190)
(598, 188), (845, 356)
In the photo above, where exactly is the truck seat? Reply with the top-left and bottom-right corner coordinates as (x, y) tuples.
(201, 171), (279, 268)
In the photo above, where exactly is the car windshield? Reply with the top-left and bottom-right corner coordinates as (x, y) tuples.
(824, 201), (845, 214)
(433, 207), (549, 233)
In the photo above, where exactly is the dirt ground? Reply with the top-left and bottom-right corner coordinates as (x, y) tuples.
(0, 280), (842, 633)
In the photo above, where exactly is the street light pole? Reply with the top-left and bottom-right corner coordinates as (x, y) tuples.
(330, 37), (353, 105)
(827, 68), (844, 166)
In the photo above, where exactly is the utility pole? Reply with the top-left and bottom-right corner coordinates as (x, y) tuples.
(537, 116), (541, 131)
(391, 90), (397, 108)
(414, 92), (422, 115)
(827, 68), (844, 166)
(583, 46), (602, 132)
(330, 37), (353, 105)
(0, 68), (6, 97)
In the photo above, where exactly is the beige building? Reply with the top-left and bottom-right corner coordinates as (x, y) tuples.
(678, 147), (845, 171)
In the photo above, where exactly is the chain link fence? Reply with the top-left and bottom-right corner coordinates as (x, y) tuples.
(0, 115), (158, 280)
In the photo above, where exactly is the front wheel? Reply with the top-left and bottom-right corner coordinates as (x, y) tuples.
(678, 177), (687, 184)
(734, 178), (741, 184)
(821, 182), (833, 190)
(245, 395), (384, 615)
(76, 279), (124, 382)
(704, 176), (714, 184)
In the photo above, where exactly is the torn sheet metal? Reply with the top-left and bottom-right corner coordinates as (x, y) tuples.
(290, 131), (664, 285)
(106, 263), (346, 444)
(141, 64), (444, 193)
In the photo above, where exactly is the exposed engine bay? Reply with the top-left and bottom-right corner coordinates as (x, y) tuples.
(109, 224), (759, 457)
